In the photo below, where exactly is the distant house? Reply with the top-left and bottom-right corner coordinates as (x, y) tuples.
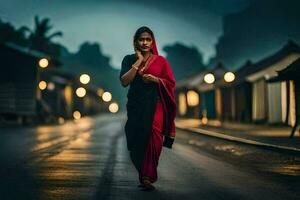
(0, 42), (107, 125)
(0, 42), (61, 123)
(220, 61), (253, 122)
(38, 65), (109, 120)
(175, 63), (230, 121)
(268, 58), (300, 136)
(244, 41), (300, 124)
(213, 41), (300, 125)
(40, 69), (75, 119)
(175, 41), (300, 129)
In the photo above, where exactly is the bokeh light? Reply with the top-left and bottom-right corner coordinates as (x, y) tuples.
(47, 82), (55, 91)
(224, 72), (235, 82)
(76, 87), (86, 98)
(187, 90), (199, 106)
(39, 81), (47, 90)
(109, 102), (119, 113)
(79, 74), (90, 84)
(39, 58), (49, 68)
(102, 91), (112, 102)
(204, 73), (215, 84)
(73, 111), (81, 120)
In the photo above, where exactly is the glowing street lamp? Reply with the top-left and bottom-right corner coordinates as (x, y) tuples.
(39, 81), (47, 90)
(102, 91), (112, 102)
(187, 90), (199, 106)
(201, 117), (208, 125)
(224, 72), (235, 83)
(204, 73), (215, 84)
(79, 74), (90, 84)
(73, 111), (81, 120)
(39, 58), (49, 68)
(109, 102), (119, 113)
(76, 87), (86, 98)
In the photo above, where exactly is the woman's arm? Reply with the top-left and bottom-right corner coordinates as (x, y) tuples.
(120, 59), (143, 86)
(121, 50), (144, 87)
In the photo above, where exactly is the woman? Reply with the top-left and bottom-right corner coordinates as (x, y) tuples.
(119, 26), (176, 191)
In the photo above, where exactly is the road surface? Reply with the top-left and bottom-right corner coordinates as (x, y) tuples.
(0, 114), (299, 200)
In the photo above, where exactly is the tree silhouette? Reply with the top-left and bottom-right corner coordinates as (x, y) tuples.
(23, 15), (63, 57)
(0, 19), (28, 46)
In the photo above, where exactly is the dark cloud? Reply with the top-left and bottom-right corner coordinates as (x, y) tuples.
(0, 0), (251, 67)
(65, 0), (250, 15)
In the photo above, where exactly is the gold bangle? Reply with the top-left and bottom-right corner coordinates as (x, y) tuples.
(132, 65), (138, 70)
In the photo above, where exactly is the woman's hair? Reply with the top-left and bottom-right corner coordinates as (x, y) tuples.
(133, 26), (153, 48)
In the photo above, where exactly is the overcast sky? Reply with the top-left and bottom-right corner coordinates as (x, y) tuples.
(0, 0), (249, 68)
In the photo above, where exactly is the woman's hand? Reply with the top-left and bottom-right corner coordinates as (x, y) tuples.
(135, 50), (144, 62)
(142, 74), (159, 83)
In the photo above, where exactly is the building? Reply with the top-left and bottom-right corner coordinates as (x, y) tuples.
(0, 42), (108, 125)
(245, 41), (300, 124)
(268, 58), (300, 137)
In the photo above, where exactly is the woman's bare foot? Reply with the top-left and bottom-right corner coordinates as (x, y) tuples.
(142, 179), (155, 191)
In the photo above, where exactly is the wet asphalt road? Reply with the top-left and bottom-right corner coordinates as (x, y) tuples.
(0, 114), (299, 200)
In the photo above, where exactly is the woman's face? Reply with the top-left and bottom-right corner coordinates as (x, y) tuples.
(135, 32), (153, 52)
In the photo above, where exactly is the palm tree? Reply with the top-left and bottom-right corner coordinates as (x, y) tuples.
(24, 15), (63, 56)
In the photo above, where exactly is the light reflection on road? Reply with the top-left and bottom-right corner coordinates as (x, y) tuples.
(31, 117), (100, 199)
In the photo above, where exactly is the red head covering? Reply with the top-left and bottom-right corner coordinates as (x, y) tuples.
(150, 32), (159, 55)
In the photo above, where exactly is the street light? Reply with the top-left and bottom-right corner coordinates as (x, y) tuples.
(39, 81), (47, 90)
(201, 117), (208, 125)
(76, 87), (86, 98)
(204, 73), (215, 84)
(73, 111), (81, 120)
(79, 74), (90, 84)
(109, 102), (119, 113)
(187, 90), (199, 106)
(39, 58), (49, 68)
(102, 91), (112, 102)
(224, 72), (235, 82)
